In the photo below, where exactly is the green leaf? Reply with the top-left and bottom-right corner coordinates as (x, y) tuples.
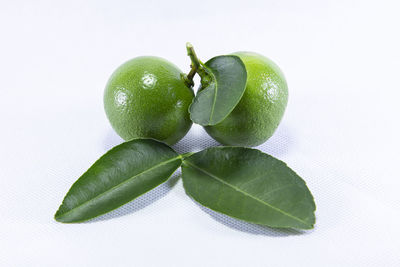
(55, 139), (182, 223)
(181, 147), (316, 229)
(189, 55), (247, 126)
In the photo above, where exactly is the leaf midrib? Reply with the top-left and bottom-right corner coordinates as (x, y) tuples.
(203, 64), (218, 124)
(56, 155), (181, 219)
(183, 160), (311, 227)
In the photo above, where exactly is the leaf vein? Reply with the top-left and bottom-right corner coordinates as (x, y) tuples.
(57, 156), (181, 218)
(184, 161), (310, 227)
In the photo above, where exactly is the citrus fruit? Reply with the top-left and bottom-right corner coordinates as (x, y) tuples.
(104, 56), (194, 145)
(204, 52), (288, 147)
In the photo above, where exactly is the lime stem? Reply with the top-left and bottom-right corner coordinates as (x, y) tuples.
(184, 42), (208, 86)
(186, 42), (202, 73)
(186, 66), (197, 82)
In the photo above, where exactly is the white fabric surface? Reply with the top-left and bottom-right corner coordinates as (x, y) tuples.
(1, 0), (400, 266)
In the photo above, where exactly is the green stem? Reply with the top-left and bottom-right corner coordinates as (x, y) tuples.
(183, 42), (209, 87)
(181, 73), (194, 87)
(186, 42), (202, 71)
(186, 66), (197, 82)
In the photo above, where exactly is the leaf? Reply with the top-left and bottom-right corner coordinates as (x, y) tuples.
(181, 147), (316, 229)
(55, 139), (182, 223)
(189, 55), (247, 126)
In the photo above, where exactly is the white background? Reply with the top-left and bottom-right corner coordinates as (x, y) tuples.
(1, 0), (400, 266)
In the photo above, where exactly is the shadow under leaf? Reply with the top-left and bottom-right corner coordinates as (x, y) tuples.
(195, 202), (310, 236)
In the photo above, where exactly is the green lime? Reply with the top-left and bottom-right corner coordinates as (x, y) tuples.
(204, 52), (288, 147)
(104, 56), (194, 145)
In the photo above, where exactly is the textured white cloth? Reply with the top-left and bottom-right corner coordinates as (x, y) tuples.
(1, 1), (400, 266)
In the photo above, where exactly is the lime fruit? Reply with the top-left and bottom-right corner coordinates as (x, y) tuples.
(104, 56), (194, 145)
(204, 52), (288, 147)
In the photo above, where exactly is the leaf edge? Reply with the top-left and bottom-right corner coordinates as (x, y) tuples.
(181, 147), (316, 230)
(54, 138), (183, 223)
(188, 55), (247, 126)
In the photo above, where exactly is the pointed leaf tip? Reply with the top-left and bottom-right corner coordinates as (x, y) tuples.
(55, 139), (182, 223)
(181, 147), (316, 230)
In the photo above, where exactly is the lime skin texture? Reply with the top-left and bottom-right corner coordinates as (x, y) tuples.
(104, 56), (194, 145)
(204, 52), (288, 147)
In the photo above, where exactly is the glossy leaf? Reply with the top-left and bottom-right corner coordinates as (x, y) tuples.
(189, 55), (247, 126)
(55, 139), (182, 223)
(181, 147), (316, 229)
